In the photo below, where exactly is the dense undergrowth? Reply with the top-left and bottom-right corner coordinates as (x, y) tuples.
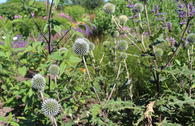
(0, 0), (195, 126)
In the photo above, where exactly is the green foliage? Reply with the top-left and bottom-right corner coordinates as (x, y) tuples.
(63, 5), (86, 21)
(0, 0), (195, 125)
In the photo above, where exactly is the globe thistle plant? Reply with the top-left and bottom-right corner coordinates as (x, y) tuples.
(41, 98), (60, 117)
(49, 64), (60, 77)
(116, 40), (129, 51)
(32, 74), (46, 91)
(112, 31), (120, 38)
(119, 52), (128, 60)
(132, 3), (144, 13)
(73, 38), (89, 56)
(118, 15), (129, 25)
(88, 42), (95, 51)
(186, 33), (195, 44)
(103, 3), (116, 14)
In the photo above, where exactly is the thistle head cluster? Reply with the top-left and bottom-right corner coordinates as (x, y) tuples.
(41, 98), (60, 117)
(132, 3), (144, 13)
(116, 40), (128, 51)
(112, 31), (120, 38)
(49, 64), (60, 77)
(32, 74), (46, 91)
(73, 38), (90, 56)
(118, 15), (129, 25)
(103, 3), (116, 14)
(186, 33), (195, 44)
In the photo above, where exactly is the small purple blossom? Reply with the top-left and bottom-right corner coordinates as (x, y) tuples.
(59, 13), (75, 22)
(0, 16), (3, 19)
(12, 40), (28, 48)
(31, 13), (35, 17)
(178, 4), (185, 9)
(151, 5), (159, 14)
(14, 15), (22, 19)
(167, 22), (172, 31)
(179, 22), (186, 25)
(166, 37), (176, 48)
(73, 24), (93, 36)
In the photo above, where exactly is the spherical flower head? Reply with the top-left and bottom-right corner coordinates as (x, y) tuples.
(103, 3), (116, 14)
(73, 38), (89, 56)
(32, 74), (46, 91)
(186, 33), (195, 44)
(116, 40), (128, 51)
(154, 48), (164, 57)
(88, 42), (95, 51)
(118, 15), (129, 25)
(132, 3), (144, 13)
(112, 31), (120, 38)
(119, 52), (128, 59)
(59, 48), (68, 53)
(83, 38), (95, 51)
(42, 98), (60, 117)
(103, 41), (113, 48)
(49, 64), (60, 76)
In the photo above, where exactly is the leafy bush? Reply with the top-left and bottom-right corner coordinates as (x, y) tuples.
(63, 5), (86, 21)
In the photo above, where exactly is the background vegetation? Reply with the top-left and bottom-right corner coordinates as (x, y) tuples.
(0, 0), (194, 126)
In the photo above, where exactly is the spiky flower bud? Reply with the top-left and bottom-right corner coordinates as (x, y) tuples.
(132, 3), (144, 13)
(112, 31), (120, 38)
(103, 41), (113, 48)
(116, 40), (128, 51)
(41, 98), (60, 117)
(118, 15), (129, 25)
(59, 48), (68, 53)
(49, 64), (60, 77)
(83, 38), (95, 51)
(88, 42), (95, 51)
(186, 33), (195, 44)
(73, 38), (89, 56)
(119, 52), (128, 59)
(154, 48), (164, 57)
(103, 3), (116, 14)
(32, 74), (46, 91)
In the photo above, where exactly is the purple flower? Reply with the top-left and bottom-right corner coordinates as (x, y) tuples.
(14, 15), (22, 19)
(31, 13), (35, 17)
(127, 4), (134, 8)
(58, 13), (75, 22)
(151, 5), (159, 14)
(0, 41), (4, 45)
(43, 16), (47, 20)
(166, 37), (176, 47)
(73, 24), (93, 36)
(167, 22), (172, 31)
(178, 10), (186, 18)
(0, 16), (3, 19)
(178, 4), (185, 9)
(179, 22), (186, 25)
(12, 40), (28, 48)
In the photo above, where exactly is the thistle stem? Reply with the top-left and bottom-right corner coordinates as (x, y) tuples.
(83, 56), (101, 103)
(124, 59), (129, 79)
(144, 2), (151, 35)
(116, 63), (122, 79)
